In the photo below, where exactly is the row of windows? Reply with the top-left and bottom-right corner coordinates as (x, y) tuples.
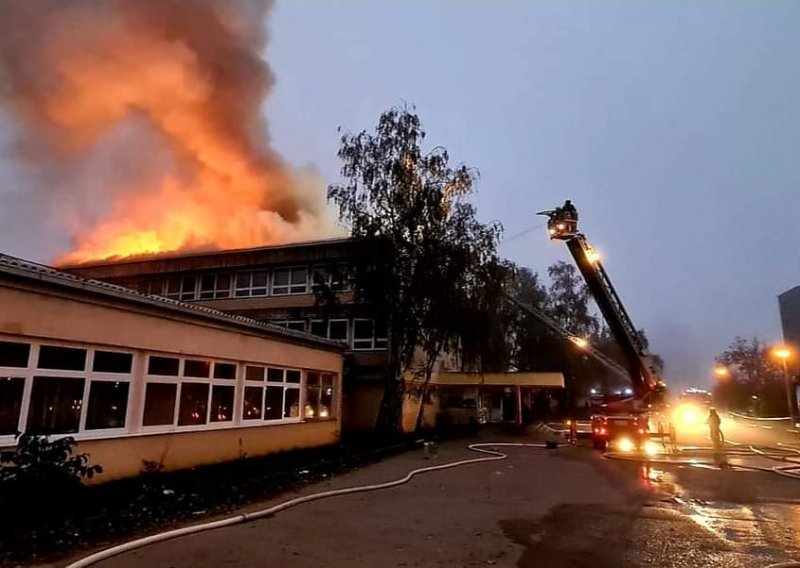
(133, 264), (352, 301)
(271, 318), (387, 350)
(0, 340), (337, 439)
(0, 341), (132, 373)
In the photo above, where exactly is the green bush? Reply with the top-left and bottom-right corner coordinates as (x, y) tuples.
(0, 433), (102, 524)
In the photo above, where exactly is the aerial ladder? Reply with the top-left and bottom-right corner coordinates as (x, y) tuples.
(536, 201), (671, 449)
(506, 295), (631, 384)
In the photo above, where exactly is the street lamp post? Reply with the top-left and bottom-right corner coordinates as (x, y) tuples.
(771, 347), (796, 427)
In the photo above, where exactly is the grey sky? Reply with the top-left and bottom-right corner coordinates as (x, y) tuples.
(2, 1), (799, 388)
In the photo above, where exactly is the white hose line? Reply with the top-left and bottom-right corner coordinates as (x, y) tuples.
(65, 442), (557, 568)
(729, 412), (791, 422)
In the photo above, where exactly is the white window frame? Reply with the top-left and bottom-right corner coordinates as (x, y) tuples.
(304, 371), (337, 421)
(308, 319), (349, 344)
(0, 338), (136, 446)
(0, 335), (335, 445)
(214, 272), (232, 299)
(233, 270), (269, 298)
(353, 318), (388, 351)
(198, 273), (217, 300)
(272, 266), (309, 296)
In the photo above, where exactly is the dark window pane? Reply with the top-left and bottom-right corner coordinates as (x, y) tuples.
(245, 365), (264, 381)
(180, 276), (196, 300)
(149, 279), (165, 295)
(148, 356), (179, 376)
(93, 351), (133, 373)
(267, 368), (284, 383)
(215, 274), (231, 298)
(142, 383), (177, 426)
(329, 320), (348, 341)
(353, 320), (373, 339)
(0, 377), (24, 434)
(310, 321), (326, 337)
(305, 384), (320, 419)
(210, 385), (234, 422)
(38, 345), (86, 371)
(290, 268), (307, 285)
(264, 386), (284, 420)
(166, 277), (181, 297)
(236, 272), (251, 286)
(86, 381), (129, 430)
(252, 270), (267, 288)
(284, 388), (300, 418)
(178, 383), (209, 426)
(27, 377), (85, 434)
(273, 269), (290, 286)
(213, 362), (236, 380)
(286, 369), (301, 384)
(0, 341), (30, 368)
(287, 321), (306, 332)
(243, 386), (263, 420)
(184, 359), (210, 378)
(200, 274), (215, 299)
(353, 319), (374, 349)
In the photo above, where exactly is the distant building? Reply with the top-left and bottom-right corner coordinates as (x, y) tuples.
(0, 254), (344, 481)
(779, 286), (800, 347)
(779, 285), (800, 378)
(65, 238), (564, 432)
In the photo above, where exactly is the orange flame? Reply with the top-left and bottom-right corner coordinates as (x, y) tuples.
(0, 0), (331, 265)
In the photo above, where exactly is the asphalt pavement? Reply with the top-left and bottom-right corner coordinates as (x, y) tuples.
(61, 420), (800, 568)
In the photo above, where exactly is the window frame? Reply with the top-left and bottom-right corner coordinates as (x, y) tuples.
(271, 266), (309, 296)
(0, 335), (337, 445)
(304, 371), (337, 421)
(352, 318), (388, 351)
(0, 339), (136, 445)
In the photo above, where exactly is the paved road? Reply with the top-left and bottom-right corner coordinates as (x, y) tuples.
(68, 426), (800, 568)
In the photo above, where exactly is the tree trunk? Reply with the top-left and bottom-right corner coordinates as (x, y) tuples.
(375, 361), (405, 436)
(413, 374), (432, 433)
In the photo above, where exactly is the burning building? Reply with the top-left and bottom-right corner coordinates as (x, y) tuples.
(0, 0), (334, 265)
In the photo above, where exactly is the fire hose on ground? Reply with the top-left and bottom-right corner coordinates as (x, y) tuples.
(64, 441), (561, 568)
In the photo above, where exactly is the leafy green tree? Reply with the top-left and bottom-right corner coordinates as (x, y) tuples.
(714, 336), (786, 415)
(328, 106), (504, 433)
(545, 261), (599, 337)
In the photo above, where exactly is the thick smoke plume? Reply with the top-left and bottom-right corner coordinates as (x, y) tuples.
(0, 0), (333, 264)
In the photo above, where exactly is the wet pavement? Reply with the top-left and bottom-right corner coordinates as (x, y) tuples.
(62, 421), (800, 568)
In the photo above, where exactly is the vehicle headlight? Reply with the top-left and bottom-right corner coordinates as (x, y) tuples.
(617, 438), (635, 452)
(643, 440), (659, 457)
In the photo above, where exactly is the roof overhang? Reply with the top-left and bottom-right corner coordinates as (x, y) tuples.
(430, 372), (565, 388)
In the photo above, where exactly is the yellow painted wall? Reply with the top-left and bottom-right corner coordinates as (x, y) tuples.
(78, 420), (339, 482)
(0, 285), (340, 371)
(0, 281), (343, 481)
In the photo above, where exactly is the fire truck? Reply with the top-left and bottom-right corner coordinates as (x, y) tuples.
(535, 201), (669, 452)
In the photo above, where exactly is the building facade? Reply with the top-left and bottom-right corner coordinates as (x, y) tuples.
(778, 286), (800, 405)
(0, 254), (344, 481)
(779, 286), (800, 349)
(65, 238), (564, 432)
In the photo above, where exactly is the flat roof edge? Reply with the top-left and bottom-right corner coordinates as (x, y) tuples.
(0, 253), (345, 353)
(57, 237), (356, 270)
